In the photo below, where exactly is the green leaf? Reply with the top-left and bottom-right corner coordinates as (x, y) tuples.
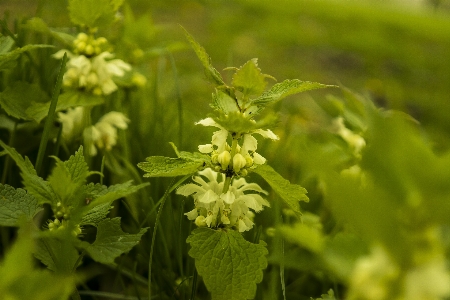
(0, 83), (103, 124)
(34, 236), (80, 273)
(251, 79), (332, 106)
(0, 229), (75, 299)
(182, 27), (225, 86)
(211, 89), (240, 114)
(231, 58), (267, 97)
(27, 90), (104, 123)
(253, 164), (308, 216)
(187, 228), (268, 300)
(80, 218), (148, 264)
(0, 44), (53, 70)
(211, 110), (278, 134)
(0, 81), (50, 121)
(68, 0), (115, 28)
(80, 202), (112, 226)
(0, 140), (56, 205)
(63, 146), (89, 184)
(47, 147), (88, 206)
(311, 289), (336, 300)
(0, 184), (42, 226)
(0, 36), (14, 54)
(138, 155), (207, 177)
(76, 181), (149, 218)
(279, 221), (324, 253)
(22, 18), (75, 46)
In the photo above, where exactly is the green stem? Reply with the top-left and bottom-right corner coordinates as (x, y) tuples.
(35, 52), (68, 175)
(190, 268), (198, 300)
(1, 122), (17, 185)
(147, 175), (191, 299)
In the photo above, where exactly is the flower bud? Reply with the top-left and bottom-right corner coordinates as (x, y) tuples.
(239, 169), (248, 177)
(245, 155), (253, 167)
(195, 216), (207, 227)
(76, 41), (86, 53)
(218, 151), (231, 170)
(77, 32), (88, 42)
(211, 153), (219, 164)
(233, 153), (246, 173)
(85, 44), (94, 56)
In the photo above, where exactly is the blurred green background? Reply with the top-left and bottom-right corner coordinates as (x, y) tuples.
(3, 0), (450, 153)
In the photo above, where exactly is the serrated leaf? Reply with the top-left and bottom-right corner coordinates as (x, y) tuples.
(187, 228), (268, 300)
(0, 184), (42, 226)
(253, 164), (308, 216)
(232, 58), (267, 97)
(68, 0), (115, 28)
(81, 218), (147, 264)
(251, 79), (333, 106)
(63, 146), (89, 185)
(47, 147), (88, 207)
(80, 202), (112, 226)
(0, 140), (56, 205)
(182, 27), (225, 86)
(0, 44), (53, 70)
(210, 89), (240, 114)
(138, 156), (206, 177)
(311, 289), (336, 300)
(77, 181), (149, 218)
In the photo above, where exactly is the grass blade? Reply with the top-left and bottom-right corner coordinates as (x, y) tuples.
(35, 52), (68, 175)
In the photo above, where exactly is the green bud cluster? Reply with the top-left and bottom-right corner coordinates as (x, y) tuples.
(54, 201), (70, 220)
(73, 32), (108, 57)
(47, 219), (82, 237)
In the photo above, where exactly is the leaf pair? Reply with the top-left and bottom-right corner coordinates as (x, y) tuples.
(183, 27), (334, 117)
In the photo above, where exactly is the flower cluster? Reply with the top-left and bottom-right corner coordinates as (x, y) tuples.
(332, 117), (366, 158)
(196, 118), (278, 176)
(84, 111), (130, 156)
(58, 106), (85, 143)
(53, 33), (131, 95)
(58, 108), (129, 155)
(177, 168), (269, 232)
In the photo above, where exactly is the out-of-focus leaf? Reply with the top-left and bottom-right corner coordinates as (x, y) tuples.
(0, 229), (74, 299)
(182, 27), (225, 86)
(68, 0), (115, 28)
(0, 44), (52, 70)
(253, 164), (308, 216)
(0, 184), (42, 226)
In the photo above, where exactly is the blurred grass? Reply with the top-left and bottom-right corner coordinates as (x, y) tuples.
(140, 0), (450, 149)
